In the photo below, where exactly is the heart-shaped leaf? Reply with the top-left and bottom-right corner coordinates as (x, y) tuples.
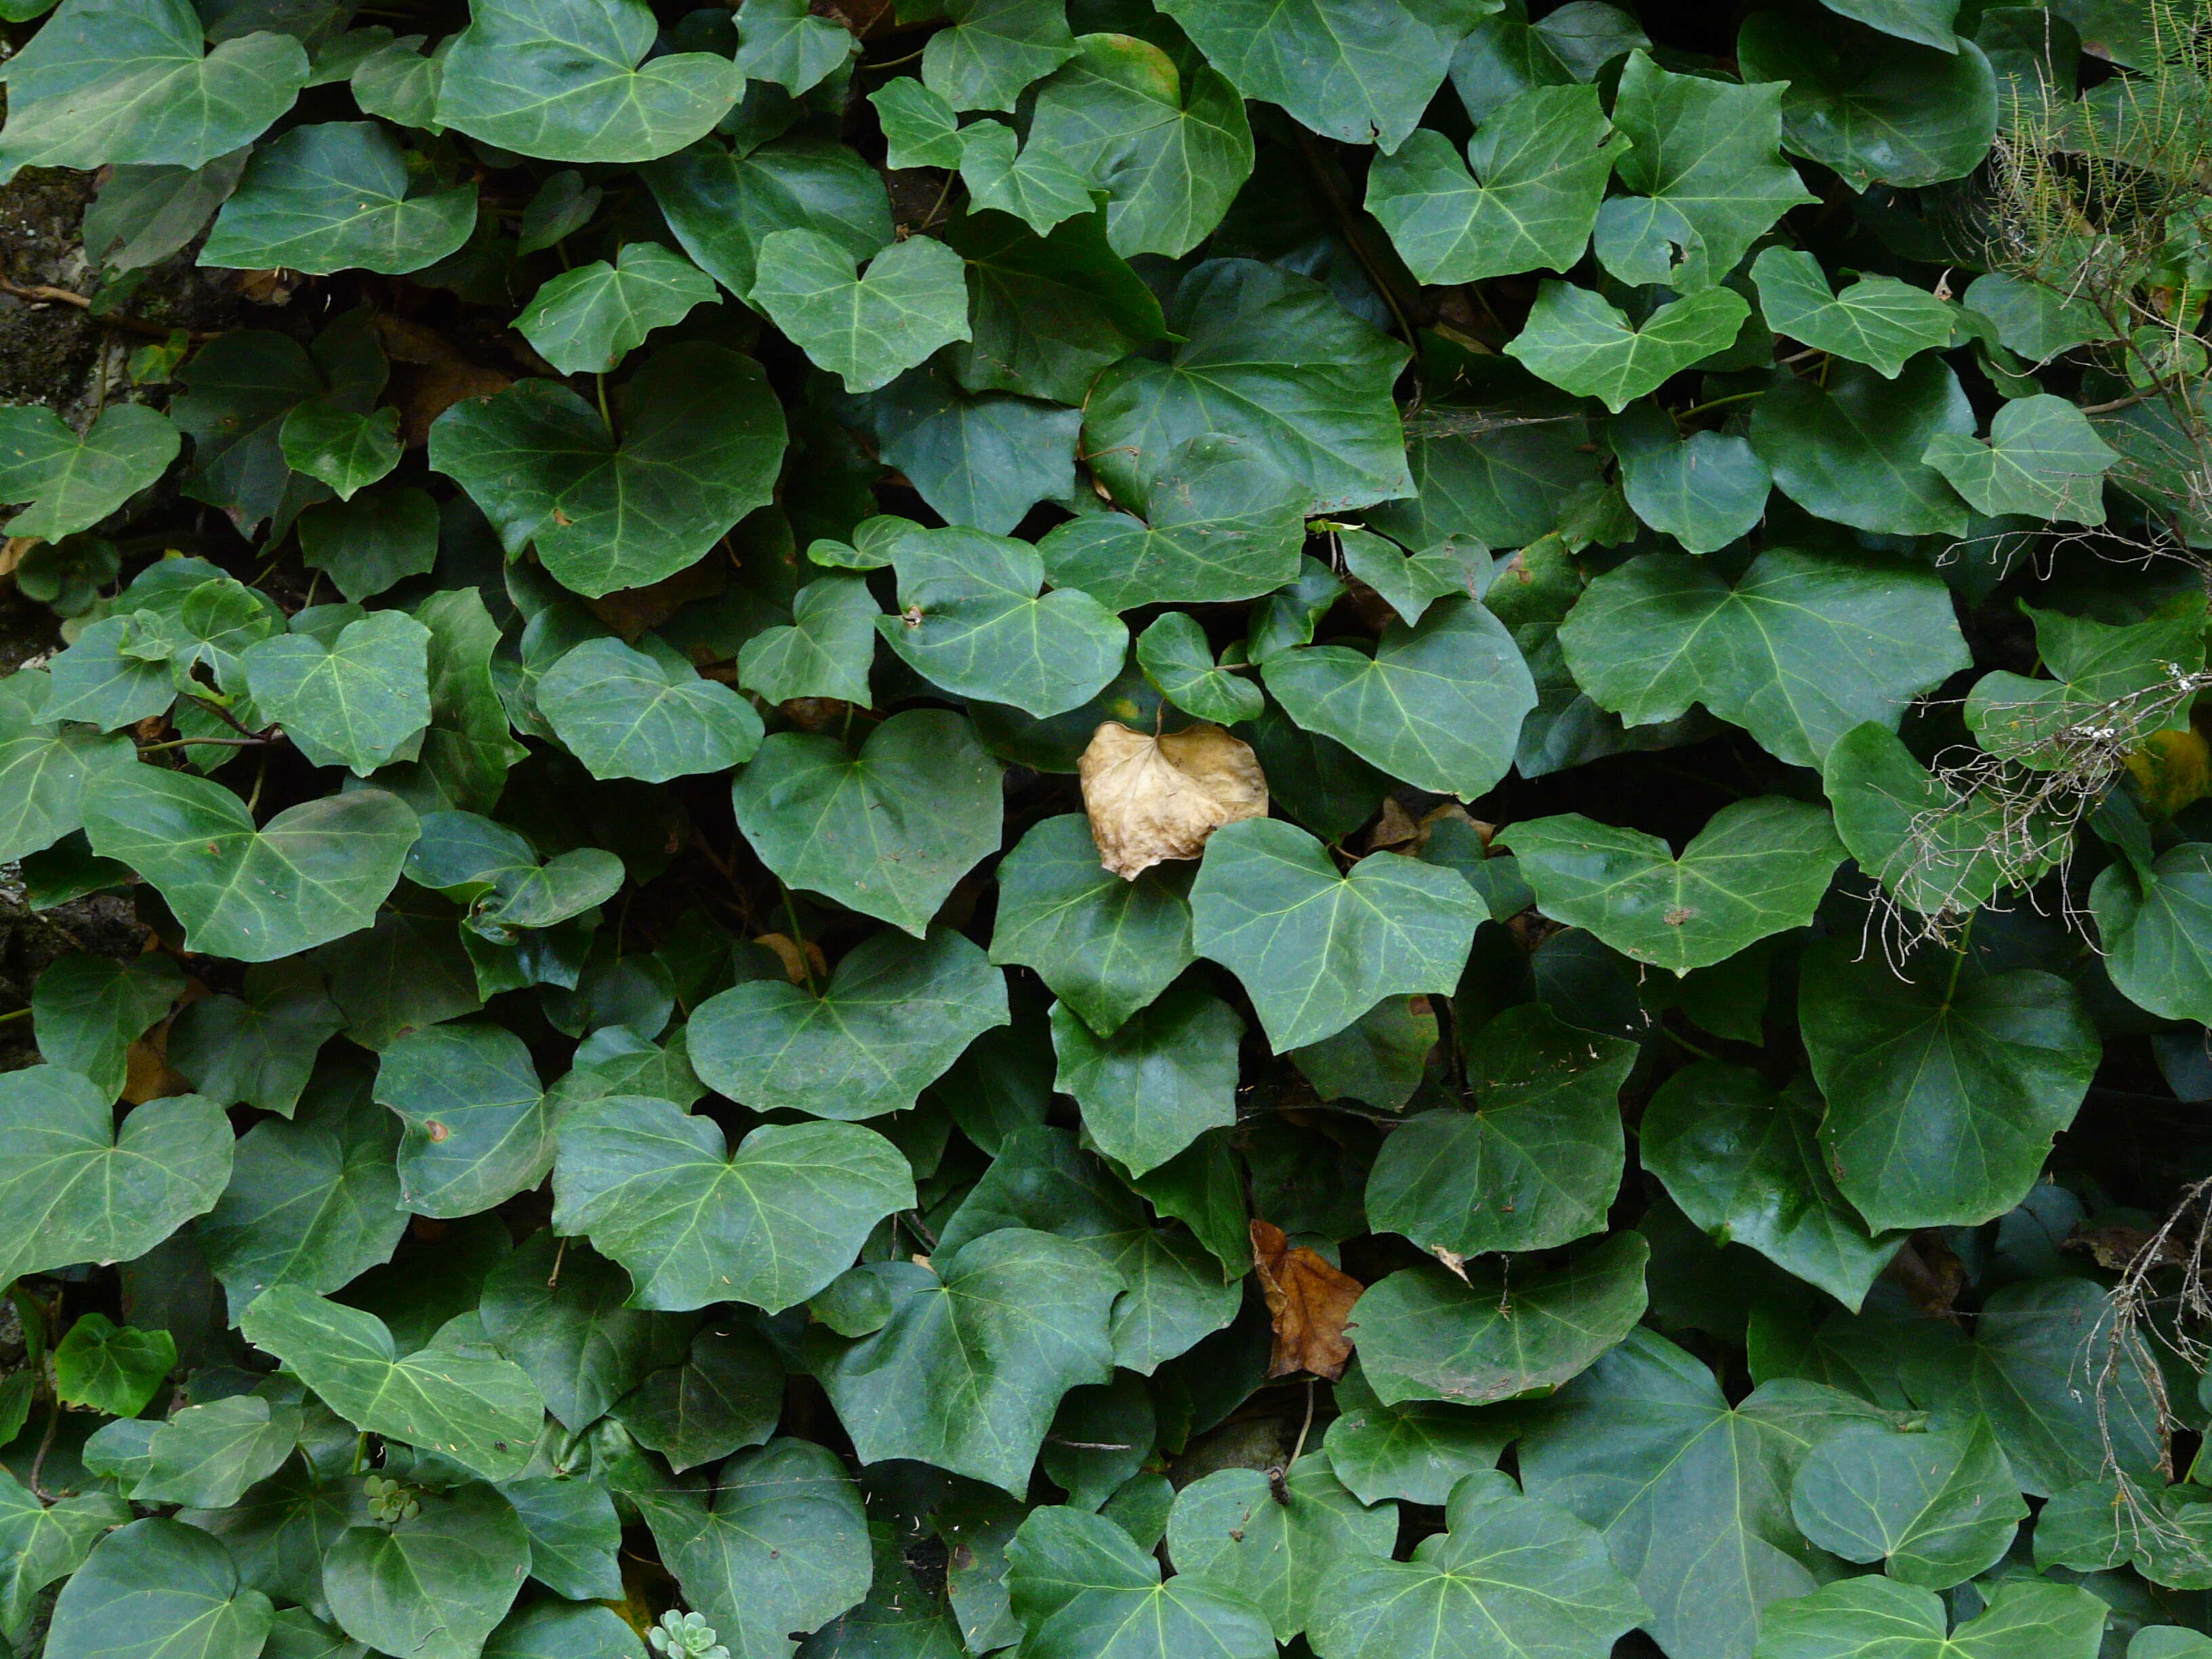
(1498, 797), (1845, 972)
(277, 402), (400, 501)
(1026, 33), (1252, 258)
(1921, 393), (2117, 524)
(0, 672), (136, 861)
(1135, 611), (1266, 725)
(321, 1483), (530, 1659)
(733, 0), (854, 94)
(731, 710), (1003, 935)
(297, 489), (439, 602)
(436, 0), (741, 161)
(375, 1020), (551, 1217)
(132, 1397), (302, 1509)
(2091, 844), (2212, 1024)
(0, 0), (307, 176)
(1789, 1416), (2025, 1589)
(32, 951), (182, 1099)
(808, 1231), (1121, 1492)
(85, 767), (417, 961)
(1167, 1454), (1397, 1642)
(1642, 1061), (1903, 1309)
(1611, 404), (1773, 554)
(1368, 85), (1620, 285)
(752, 229), (972, 394)
(1749, 355), (1975, 536)
(1306, 1470), (1648, 1659)
(536, 637), (762, 782)
(480, 1232), (691, 1430)
(1321, 1363), (1513, 1507)
(1799, 939), (2099, 1231)
(644, 136), (892, 300)
(615, 1326), (784, 1474)
(877, 526), (1128, 718)
(689, 926), (1010, 1121)
(1506, 281), (1750, 412)
(552, 1095), (914, 1312)
(1353, 1232), (1650, 1407)
(1751, 1576), (2103, 1659)
(514, 242), (717, 376)
(957, 119), (1091, 236)
(1038, 437), (1309, 612)
(1086, 259), (1410, 512)
(1050, 982), (1240, 1177)
(0, 404), (179, 541)
(46, 1519), (272, 1659)
(920, 0), (1077, 110)
(200, 122), (476, 275)
(1366, 1004), (1634, 1257)
(991, 813), (1196, 1038)
(1193, 818), (1482, 1051)
(0, 1065), (231, 1284)
(429, 343), (787, 598)
(1008, 1505), (1273, 1659)
(242, 609), (430, 776)
(737, 574), (877, 706)
(1264, 595), (1538, 800)
(871, 75), (964, 168)
(237, 1287), (544, 1480)
(1750, 247), (1956, 377)
(1558, 545), (1971, 768)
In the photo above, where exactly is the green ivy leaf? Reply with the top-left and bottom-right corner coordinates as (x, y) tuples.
(1749, 247), (1956, 377)
(920, 0), (1076, 110)
(0, 404), (179, 541)
(1751, 1576), (2104, 1659)
(535, 637), (764, 782)
(730, 710), (1002, 935)
(1365, 1003), (1633, 1256)
(615, 1326), (784, 1475)
(990, 814), (1197, 1039)
(752, 230), (972, 394)
(1499, 797), (1845, 973)
(1265, 595), (1537, 798)
(1005, 1504), (1273, 1659)
(375, 1020), (551, 1216)
(957, 121), (1092, 237)
(1037, 437), (1307, 611)
(1155, 0), (1495, 152)
(1642, 1062), (1903, 1309)
(1166, 1455), (1397, 1641)
(1050, 983), (1240, 1177)
(1505, 282), (1750, 412)
(237, 1288), (544, 1481)
(737, 574), (876, 705)
(644, 136), (892, 301)
(1307, 1469), (1647, 1659)
(1135, 612), (1265, 724)
(277, 402), (400, 501)
(733, 0), (853, 96)
(1594, 51), (1816, 289)
(1557, 546), (1971, 768)
(1084, 259), (1411, 513)
(436, 0), (741, 161)
(876, 526), (1128, 718)
(1610, 405), (1771, 554)
(0, 1475), (131, 1643)
(689, 926), (1010, 1120)
(1819, 0), (1959, 49)
(430, 344), (787, 599)
(1900, 1276), (2163, 1496)
(1751, 358), (1978, 539)
(1788, 1416), (2025, 1589)
(1820, 722), (2028, 922)
(0, 672), (136, 860)
(1799, 940), (2099, 1231)
(32, 951), (183, 1099)
(0, 1066), (232, 1283)
(514, 243), (717, 377)
(1737, 14), (1998, 189)
(870, 77), (963, 168)
(809, 1230), (1121, 1492)
(200, 123), (476, 275)
(497, 1476), (622, 1601)
(551, 1096), (914, 1312)
(297, 489), (438, 603)
(46, 1519), (272, 1659)
(198, 1080), (409, 1309)
(321, 1483), (531, 1659)
(635, 1439), (870, 1659)
(1921, 393), (2118, 524)
(241, 609), (430, 776)
(1354, 1233), (1650, 1407)
(1520, 1332), (1891, 1659)
(1025, 33), (1252, 259)
(1192, 818), (1482, 1051)
(480, 1232), (690, 1430)
(1320, 1362), (1514, 1507)
(53, 1312), (176, 1415)
(1366, 85), (1618, 284)
(134, 1397), (304, 1510)
(855, 365), (1082, 535)
(2092, 844), (2212, 1023)
(0, 0), (308, 178)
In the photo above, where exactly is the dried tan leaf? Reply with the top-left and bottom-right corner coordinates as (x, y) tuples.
(0, 537), (33, 577)
(754, 932), (827, 987)
(1250, 1218), (1362, 1380)
(1078, 720), (1267, 880)
(1367, 797), (1418, 850)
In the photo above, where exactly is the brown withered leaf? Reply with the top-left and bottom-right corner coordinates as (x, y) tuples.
(1251, 1218), (1362, 1380)
(754, 932), (827, 987)
(1366, 797), (1418, 851)
(1078, 720), (1267, 880)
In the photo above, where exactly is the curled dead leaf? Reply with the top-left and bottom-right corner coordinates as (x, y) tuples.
(754, 931), (827, 986)
(1250, 1218), (1362, 1380)
(1078, 720), (1267, 880)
